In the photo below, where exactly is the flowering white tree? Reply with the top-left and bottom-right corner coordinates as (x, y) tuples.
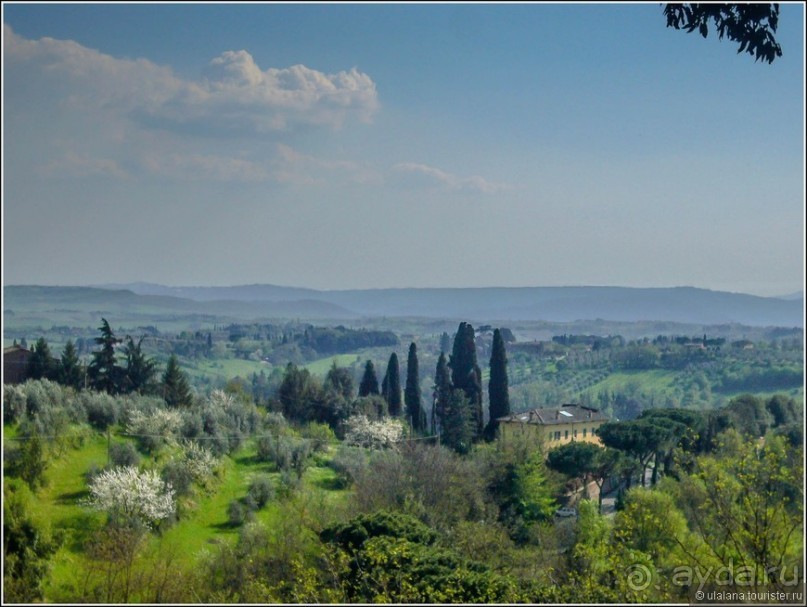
(85, 466), (175, 527)
(125, 408), (183, 451)
(179, 441), (218, 482)
(344, 415), (404, 450)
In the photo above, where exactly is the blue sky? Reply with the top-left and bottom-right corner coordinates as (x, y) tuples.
(2, 2), (804, 296)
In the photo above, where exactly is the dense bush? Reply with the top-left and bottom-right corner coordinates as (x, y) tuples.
(109, 442), (140, 468)
(247, 476), (275, 508)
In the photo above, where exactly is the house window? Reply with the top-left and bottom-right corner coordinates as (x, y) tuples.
(583, 428), (587, 438)
(555, 431), (561, 441)
(564, 430), (569, 440)
(573, 429), (578, 439)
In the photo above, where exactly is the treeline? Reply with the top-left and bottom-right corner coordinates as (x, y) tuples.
(17, 319), (194, 407)
(262, 321), (514, 454)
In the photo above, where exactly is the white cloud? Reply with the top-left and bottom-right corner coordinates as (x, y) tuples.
(273, 143), (382, 186)
(39, 151), (129, 179)
(3, 25), (379, 135)
(141, 152), (270, 182)
(392, 162), (509, 194)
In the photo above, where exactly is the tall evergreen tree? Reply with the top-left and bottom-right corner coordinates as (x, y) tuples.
(439, 332), (452, 355)
(162, 355), (193, 407)
(432, 352), (452, 435)
(324, 361), (354, 400)
(485, 328), (510, 441)
(441, 390), (474, 454)
(358, 360), (380, 398)
(88, 318), (123, 394)
(59, 340), (84, 389)
(27, 338), (56, 381)
(381, 353), (402, 416)
(405, 343), (426, 433)
(448, 322), (484, 440)
(122, 336), (157, 395)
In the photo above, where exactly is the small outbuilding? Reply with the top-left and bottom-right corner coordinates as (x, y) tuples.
(3, 345), (32, 385)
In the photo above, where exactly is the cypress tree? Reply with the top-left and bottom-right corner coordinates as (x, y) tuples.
(485, 328), (510, 441)
(441, 390), (474, 454)
(448, 322), (483, 440)
(358, 360), (380, 397)
(382, 353), (402, 417)
(432, 352), (452, 435)
(405, 343), (426, 433)
(439, 332), (452, 355)
(162, 355), (193, 407)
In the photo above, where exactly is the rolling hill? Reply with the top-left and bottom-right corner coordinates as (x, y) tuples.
(6, 282), (800, 327)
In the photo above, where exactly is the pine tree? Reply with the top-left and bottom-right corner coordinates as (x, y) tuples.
(122, 336), (157, 395)
(405, 343), (426, 433)
(448, 322), (484, 440)
(59, 340), (84, 389)
(358, 360), (380, 397)
(381, 353), (402, 416)
(485, 328), (510, 441)
(88, 318), (123, 394)
(162, 355), (192, 407)
(27, 338), (56, 381)
(432, 352), (452, 434)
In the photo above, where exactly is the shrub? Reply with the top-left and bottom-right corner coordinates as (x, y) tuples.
(161, 460), (195, 498)
(7, 433), (49, 490)
(109, 442), (140, 468)
(257, 434), (291, 470)
(228, 500), (247, 526)
(3, 384), (28, 424)
(181, 441), (218, 482)
(3, 479), (61, 602)
(82, 392), (120, 430)
(247, 476), (275, 509)
(277, 469), (301, 499)
(329, 445), (369, 489)
(126, 409), (183, 453)
(300, 422), (336, 453)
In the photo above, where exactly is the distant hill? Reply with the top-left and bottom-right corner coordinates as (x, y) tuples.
(3, 285), (358, 328)
(775, 291), (804, 301)
(78, 282), (805, 327)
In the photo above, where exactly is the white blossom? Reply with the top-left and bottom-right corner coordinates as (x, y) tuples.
(206, 389), (236, 411)
(344, 415), (404, 450)
(85, 466), (175, 527)
(126, 408), (183, 443)
(179, 441), (218, 481)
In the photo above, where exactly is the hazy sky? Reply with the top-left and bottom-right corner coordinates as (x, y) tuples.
(2, 2), (804, 296)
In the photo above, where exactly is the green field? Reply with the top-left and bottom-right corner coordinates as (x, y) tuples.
(3, 427), (349, 602)
(304, 353), (363, 376)
(183, 357), (274, 383)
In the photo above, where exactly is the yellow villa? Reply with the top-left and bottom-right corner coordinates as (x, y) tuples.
(497, 404), (609, 447)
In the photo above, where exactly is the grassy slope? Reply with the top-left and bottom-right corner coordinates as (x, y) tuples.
(9, 430), (348, 602)
(304, 353), (363, 376)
